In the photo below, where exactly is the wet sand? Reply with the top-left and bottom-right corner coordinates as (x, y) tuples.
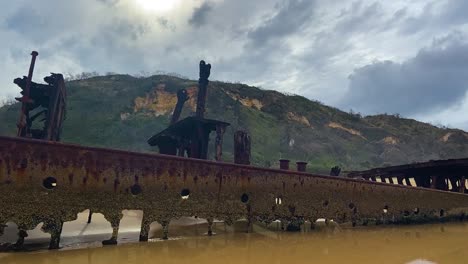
(1, 210), (468, 264)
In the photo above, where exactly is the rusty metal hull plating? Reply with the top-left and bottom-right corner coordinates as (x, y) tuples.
(1, 136), (468, 248)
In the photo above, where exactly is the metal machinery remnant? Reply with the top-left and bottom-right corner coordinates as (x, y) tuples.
(1, 57), (468, 252)
(1, 136), (468, 249)
(148, 60), (230, 160)
(330, 166), (341, 176)
(170, 89), (189, 125)
(347, 158), (468, 193)
(195, 60), (211, 119)
(5, 51), (67, 250)
(296, 162), (308, 172)
(15, 51), (67, 141)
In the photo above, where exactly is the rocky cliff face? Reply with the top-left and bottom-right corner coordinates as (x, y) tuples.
(1, 74), (468, 173)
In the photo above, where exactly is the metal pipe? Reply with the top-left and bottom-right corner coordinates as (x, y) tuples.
(279, 159), (290, 170)
(17, 51), (39, 137)
(296, 161), (307, 172)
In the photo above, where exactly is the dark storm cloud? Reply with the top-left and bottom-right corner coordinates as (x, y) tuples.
(340, 33), (468, 116)
(188, 2), (213, 27)
(247, 0), (316, 46)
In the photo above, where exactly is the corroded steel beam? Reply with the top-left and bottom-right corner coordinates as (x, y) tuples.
(234, 130), (251, 165)
(170, 89), (188, 125)
(195, 60), (211, 118)
(16, 51), (39, 137)
(1, 136), (468, 248)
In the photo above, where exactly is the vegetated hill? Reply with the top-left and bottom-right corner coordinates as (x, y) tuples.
(1, 74), (468, 174)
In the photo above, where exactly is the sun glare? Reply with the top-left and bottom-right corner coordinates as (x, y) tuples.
(135, 0), (180, 12)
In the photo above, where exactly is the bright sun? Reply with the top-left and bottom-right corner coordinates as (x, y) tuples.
(135, 0), (180, 12)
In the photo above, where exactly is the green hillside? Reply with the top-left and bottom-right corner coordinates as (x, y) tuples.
(2, 74), (468, 174)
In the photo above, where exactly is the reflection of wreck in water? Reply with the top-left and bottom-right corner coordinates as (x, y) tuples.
(1, 51), (468, 252)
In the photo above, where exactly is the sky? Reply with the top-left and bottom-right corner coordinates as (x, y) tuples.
(1, 0), (468, 129)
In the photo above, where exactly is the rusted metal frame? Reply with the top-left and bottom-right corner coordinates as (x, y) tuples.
(404, 177), (412, 186)
(2, 135), (468, 250)
(460, 176), (466, 193)
(414, 175), (430, 188)
(170, 89), (189, 125)
(448, 176), (459, 192)
(439, 176), (449, 191)
(215, 124), (226, 161)
(189, 127), (200, 159)
(17, 51), (39, 137)
(0, 135), (466, 196)
(397, 175), (404, 185)
(350, 159), (468, 177)
(200, 127), (210, 160)
(87, 210), (93, 224)
(296, 162), (307, 172)
(330, 166), (341, 176)
(431, 175), (437, 189)
(195, 60), (211, 119)
(54, 76), (67, 141)
(177, 139), (186, 157)
(44, 74), (66, 141)
(0, 134), (460, 191)
(279, 159), (290, 170)
(234, 130), (251, 165)
(379, 175), (387, 183)
(190, 123), (211, 159)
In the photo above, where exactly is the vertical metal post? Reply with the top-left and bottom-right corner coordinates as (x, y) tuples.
(404, 177), (412, 186)
(215, 125), (225, 161)
(460, 176), (466, 193)
(234, 130), (251, 165)
(87, 210), (93, 224)
(196, 60), (211, 119)
(431, 175), (437, 189)
(17, 51), (39, 137)
(397, 176), (404, 185)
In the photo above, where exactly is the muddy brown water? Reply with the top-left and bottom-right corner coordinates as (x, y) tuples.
(1, 217), (468, 264)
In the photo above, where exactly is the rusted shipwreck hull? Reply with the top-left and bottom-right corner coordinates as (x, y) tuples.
(1, 135), (468, 249)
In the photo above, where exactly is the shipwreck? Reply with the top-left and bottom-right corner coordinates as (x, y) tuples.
(1, 51), (468, 251)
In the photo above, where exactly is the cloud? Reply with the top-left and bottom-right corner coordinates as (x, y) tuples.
(334, 1), (385, 34)
(397, 0), (468, 35)
(97, 0), (120, 6)
(5, 6), (50, 42)
(0, 0), (468, 130)
(188, 2), (213, 27)
(247, 0), (316, 46)
(340, 32), (468, 116)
